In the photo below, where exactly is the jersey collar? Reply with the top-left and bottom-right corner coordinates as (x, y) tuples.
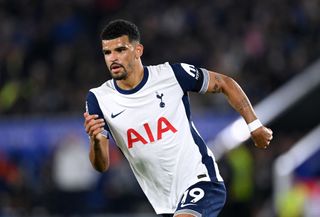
(113, 66), (149, 94)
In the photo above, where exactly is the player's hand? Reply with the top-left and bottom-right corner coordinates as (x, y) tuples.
(83, 112), (105, 140)
(250, 126), (273, 149)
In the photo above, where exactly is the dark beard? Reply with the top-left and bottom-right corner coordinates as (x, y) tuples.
(111, 70), (128, 80)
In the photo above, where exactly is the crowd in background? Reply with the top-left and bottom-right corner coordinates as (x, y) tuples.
(1, 0), (320, 216)
(1, 0), (320, 115)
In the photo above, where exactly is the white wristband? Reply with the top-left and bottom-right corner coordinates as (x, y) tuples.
(248, 119), (262, 132)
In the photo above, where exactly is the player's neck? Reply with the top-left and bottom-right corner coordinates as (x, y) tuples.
(116, 62), (144, 90)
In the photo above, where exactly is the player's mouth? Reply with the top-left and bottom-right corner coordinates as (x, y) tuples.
(110, 63), (123, 74)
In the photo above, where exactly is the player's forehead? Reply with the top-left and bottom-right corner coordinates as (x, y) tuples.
(101, 35), (132, 50)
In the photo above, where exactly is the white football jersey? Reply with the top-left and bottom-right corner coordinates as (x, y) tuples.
(86, 62), (223, 214)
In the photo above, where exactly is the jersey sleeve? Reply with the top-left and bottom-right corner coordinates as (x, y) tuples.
(170, 63), (210, 93)
(86, 91), (110, 138)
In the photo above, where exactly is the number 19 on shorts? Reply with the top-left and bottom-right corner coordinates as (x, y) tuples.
(181, 187), (205, 206)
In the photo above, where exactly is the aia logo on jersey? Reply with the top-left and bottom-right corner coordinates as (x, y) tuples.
(127, 116), (177, 149)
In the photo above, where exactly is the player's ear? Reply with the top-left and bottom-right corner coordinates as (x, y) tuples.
(135, 43), (144, 58)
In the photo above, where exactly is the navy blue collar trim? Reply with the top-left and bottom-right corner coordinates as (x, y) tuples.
(113, 66), (149, 94)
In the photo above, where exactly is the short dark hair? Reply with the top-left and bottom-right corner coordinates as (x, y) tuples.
(100, 19), (140, 42)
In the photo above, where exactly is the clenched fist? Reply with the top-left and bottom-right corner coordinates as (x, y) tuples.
(250, 126), (273, 149)
(83, 112), (105, 139)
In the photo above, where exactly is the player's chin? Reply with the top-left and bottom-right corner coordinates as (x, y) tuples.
(111, 72), (127, 80)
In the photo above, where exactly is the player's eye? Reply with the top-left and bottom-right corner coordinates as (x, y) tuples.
(103, 50), (111, 55)
(116, 47), (127, 53)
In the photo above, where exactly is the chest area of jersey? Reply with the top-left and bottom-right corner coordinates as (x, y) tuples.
(105, 85), (184, 148)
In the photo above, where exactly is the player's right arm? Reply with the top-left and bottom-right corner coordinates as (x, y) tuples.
(84, 112), (110, 172)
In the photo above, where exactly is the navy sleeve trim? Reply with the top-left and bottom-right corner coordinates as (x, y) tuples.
(86, 91), (110, 137)
(170, 63), (205, 93)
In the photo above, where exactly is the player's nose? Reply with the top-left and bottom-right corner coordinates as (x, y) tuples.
(108, 51), (118, 62)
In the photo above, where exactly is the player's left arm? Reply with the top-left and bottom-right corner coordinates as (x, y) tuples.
(206, 70), (273, 149)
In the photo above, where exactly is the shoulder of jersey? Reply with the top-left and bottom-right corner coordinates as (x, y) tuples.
(146, 62), (175, 76)
(90, 80), (114, 94)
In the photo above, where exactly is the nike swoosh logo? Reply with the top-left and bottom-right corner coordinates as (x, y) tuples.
(180, 203), (197, 208)
(111, 110), (125, 118)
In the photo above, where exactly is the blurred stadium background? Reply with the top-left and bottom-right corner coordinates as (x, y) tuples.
(1, 0), (319, 216)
